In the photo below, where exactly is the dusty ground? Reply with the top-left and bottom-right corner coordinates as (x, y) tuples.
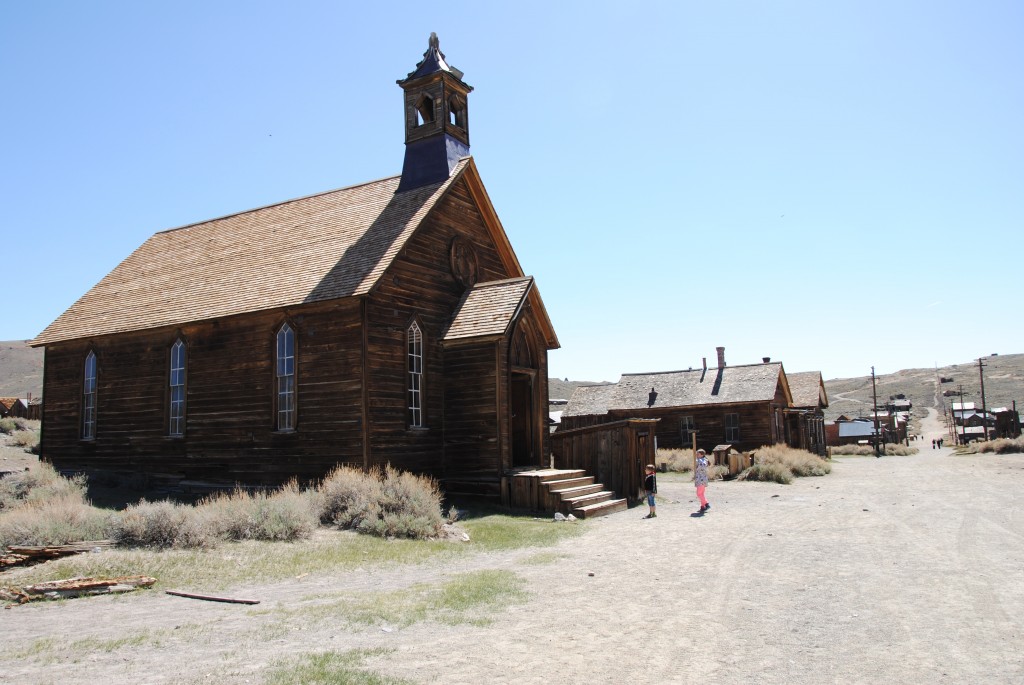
(2, 409), (1023, 684)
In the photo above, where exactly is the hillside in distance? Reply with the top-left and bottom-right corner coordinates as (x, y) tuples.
(823, 353), (1024, 423)
(0, 340), (42, 398)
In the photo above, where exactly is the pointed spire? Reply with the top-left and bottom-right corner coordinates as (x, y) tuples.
(401, 32), (465, 83)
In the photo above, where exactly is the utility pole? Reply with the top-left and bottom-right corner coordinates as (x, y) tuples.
(958, 384), (967, 446)
(978, 357), (989, 441)
(871, 366), (880, 457)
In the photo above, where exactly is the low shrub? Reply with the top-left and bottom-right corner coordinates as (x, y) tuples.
(707, 464), (730, 481)
(0, 493), (112, 548)
(655, 448), (692, 473)
(319, 466), (383, 529)
(317, 465), (444, 539)
(960, 436), (1024, 455)
(752, 445), (831, 476)
(830, 443), (919, 456)
(109, 499), (212, 548)
(737, 463), (793, 484)
(0, 417), (18, 434)
(0, 462), (88, 511)
(10, 430), (39, 452)
(198, 480), (318, 542)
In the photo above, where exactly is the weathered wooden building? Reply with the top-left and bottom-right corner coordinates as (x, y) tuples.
(560, 348), (796, 454)
(0, 397), (30, 419)
(784, 371), (829, 455)
(32, 35), (558, 496)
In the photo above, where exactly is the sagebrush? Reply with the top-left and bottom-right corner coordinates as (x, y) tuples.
(960, 436), (1024, 455)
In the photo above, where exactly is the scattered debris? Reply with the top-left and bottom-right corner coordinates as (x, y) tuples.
(1, 575), (155, 604)
(1, 540), (114, 570)
(165, 590), (259, 605)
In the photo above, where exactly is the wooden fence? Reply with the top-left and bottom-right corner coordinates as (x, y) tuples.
(550, 419), (659, 504)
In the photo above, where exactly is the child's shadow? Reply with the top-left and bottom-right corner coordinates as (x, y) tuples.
(689, 512), (705, 518)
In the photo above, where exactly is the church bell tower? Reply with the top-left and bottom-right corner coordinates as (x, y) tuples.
(396, 33), (474, 192)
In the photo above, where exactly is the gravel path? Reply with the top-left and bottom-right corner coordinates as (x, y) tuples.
(3, 408), (1022, 684)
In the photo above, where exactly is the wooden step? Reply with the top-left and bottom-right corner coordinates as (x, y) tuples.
(550, 483), (603, 501)
(562, 490), (613, 510)
(542, 476), (594, 492)
(572, 498), (628, 519)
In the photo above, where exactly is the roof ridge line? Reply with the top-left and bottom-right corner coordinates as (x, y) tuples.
(157, 173), (404, 235)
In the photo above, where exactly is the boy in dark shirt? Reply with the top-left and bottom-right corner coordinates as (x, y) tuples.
(643, 464), (657, 519)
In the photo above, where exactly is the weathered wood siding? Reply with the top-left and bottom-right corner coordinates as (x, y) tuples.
(41, 299), (366, 486)
(560, 401), (782, 455)
(550, 419), (657, 503)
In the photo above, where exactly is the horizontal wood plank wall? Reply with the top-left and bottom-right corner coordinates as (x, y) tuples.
(550, 419), (656, 502)
(560, 402), (781, 455)
(443, 341), (499, 477)
(364, 177), (518, 480)
(41, 299), (365, 486)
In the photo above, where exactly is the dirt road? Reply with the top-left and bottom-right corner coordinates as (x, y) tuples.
(3, 412), (1022, 683)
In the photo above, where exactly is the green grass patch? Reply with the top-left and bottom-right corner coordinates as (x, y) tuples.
(4, 508), (581, 590)
(337, 569), (528, 628)
(264, 648), (412, 685)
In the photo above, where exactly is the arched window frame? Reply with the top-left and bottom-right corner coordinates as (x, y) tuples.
(82, 350), (97, 440)
(168, 338), (187, 437)
(407, 320), (424, 428)
(275, 322), (297, 432)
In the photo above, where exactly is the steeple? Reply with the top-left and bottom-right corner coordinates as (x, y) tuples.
(396, 33), (474, 192)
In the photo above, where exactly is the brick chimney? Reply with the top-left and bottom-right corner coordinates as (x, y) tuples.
(762, 357), (771, 363)
(716, 346), (726, 368)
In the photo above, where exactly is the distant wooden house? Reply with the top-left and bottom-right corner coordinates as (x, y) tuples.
(560, 348), (795, 454)
(0, 397), (30, 419)
(31, 35), (558, 497)
(784, 371), (829, 455)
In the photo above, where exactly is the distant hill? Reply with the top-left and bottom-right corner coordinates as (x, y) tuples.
(823, 353), (1024, 423)
(0, 340), (43, 399)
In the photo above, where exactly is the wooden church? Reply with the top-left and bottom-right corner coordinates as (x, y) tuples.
(33, 34), (559, 497)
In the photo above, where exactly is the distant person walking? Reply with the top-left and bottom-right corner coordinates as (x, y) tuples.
(694, 449), (710, 515)
(643, 464), (657, 519)
(932, 439), (936, 449)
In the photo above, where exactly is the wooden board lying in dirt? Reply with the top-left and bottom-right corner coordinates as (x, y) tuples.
(1, 575), (155, 604)
(1, 540), (114, 569)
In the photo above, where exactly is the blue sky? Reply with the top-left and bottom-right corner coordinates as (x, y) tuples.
(2, 1), (1021, 382)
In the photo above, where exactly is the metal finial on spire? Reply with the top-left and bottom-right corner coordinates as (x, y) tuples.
(429, 32), (439, 50)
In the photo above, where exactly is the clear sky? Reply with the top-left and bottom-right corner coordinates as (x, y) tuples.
(3, 1), (1021, 382)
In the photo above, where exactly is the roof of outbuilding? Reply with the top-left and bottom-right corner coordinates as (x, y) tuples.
(33, 160), (472, 346)
(562, 363), (792, 418)
(787, 371), (828, 408)
(443, 277), (533, 342)
(562, 384), (618, 417)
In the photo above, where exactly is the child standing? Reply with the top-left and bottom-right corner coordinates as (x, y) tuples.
(643, 464), (657, 519)
(694, 449), (710, 514)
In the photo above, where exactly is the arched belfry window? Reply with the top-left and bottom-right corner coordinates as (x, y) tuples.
(169, 339), (186, 437)
(407, 321), (424, 428)
(276, 323), (296, 431)
(448, 94), (466, 128)
(82, 350), (97, 440)
(415, 94), (435, 126)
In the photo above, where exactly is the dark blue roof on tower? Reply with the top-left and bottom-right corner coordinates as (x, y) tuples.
(400, 32), (467, 83)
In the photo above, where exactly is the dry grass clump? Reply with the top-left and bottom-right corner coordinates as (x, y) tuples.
(737, 445), (831, 484)
(738, 462), (793, 484)
(830, 443), (919, 456)
(198, 480), (318, 543)
(318, 465), (444, 540)
(655, 448), (693, 473)
(960, 436), (1024, 455)
(0, 417), (19, 434)
(0, 462), (88, 511)
(109, 483), (320, 549)
(10, 430), (40, 452)
(0, 493), (112, 548)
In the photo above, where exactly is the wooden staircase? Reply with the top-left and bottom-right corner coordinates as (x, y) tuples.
(505, 468), (628, 519)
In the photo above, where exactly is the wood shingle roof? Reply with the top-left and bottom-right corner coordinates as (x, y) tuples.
(442, 277), (533, 343)
(34, 160), (472, 346)
(562, 363), (793, 418)
(786, 371), (828, 408)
